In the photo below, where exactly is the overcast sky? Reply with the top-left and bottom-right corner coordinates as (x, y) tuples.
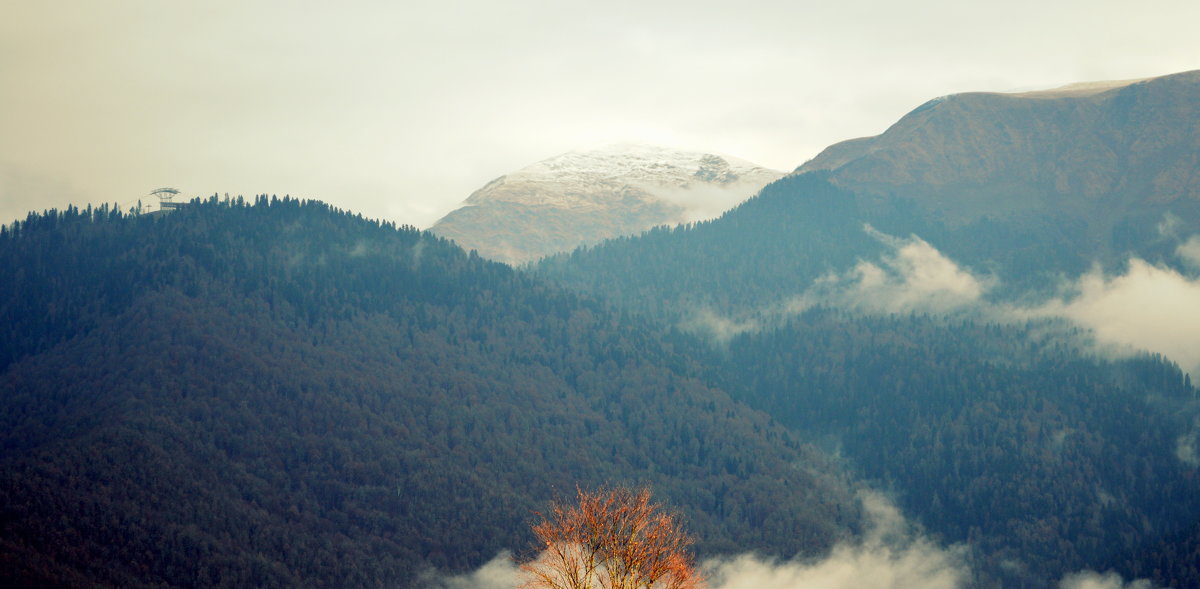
(2, 0), (1198, 228)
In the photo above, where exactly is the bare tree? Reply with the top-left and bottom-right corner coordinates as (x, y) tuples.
(520, 486), (704, 589)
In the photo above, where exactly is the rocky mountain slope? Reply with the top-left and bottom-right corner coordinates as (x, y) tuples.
(430, 144), (782, 264)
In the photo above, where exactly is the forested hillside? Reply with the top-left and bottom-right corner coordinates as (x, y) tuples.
(710, 311), (1199, 587)
(530, 95), (1200, 585)
(7, 72), (1200, 588)
(536, 173), (887, 319)
(537, 170), (1198, 320)
(540, 192), (1200, 585)
(537, 74), (1200, 318)
(0, 198), (861, 588)
(4, 194), (1199, 588)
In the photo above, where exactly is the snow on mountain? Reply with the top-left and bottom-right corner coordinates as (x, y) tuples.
(431, 143), (783, 265)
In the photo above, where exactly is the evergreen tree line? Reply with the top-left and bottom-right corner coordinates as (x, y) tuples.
(535, 172), (1200, 587)
(1, 197), (859, 588)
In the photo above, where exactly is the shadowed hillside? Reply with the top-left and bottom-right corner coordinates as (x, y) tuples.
(0, 198), (859, 588)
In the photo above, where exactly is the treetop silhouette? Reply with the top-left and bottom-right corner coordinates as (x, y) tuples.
(520, 486), (704, 589)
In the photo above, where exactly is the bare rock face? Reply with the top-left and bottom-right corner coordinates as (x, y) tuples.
(796, 70), (1200, 226)
(431, 144), (783, 265)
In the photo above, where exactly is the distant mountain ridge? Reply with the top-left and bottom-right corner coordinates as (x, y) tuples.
(797, 70), (1200, 239)
(431, 143), (782, 264)
(536, 70), (1200, 315)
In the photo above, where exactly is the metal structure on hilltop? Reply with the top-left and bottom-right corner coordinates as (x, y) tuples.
(150, 187), (185, 211)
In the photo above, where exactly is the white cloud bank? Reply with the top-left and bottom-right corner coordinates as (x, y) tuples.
(684, 227), (1200, 379)
(797, 227), (1200, 379)
(420, 551), (519, 589)
(1057, 570), (1161, 589)
(421, 491), (969, 589)
(703, 491), (967, 589)
(681, 228), (989, 344)
(421, 491), (1163, 589)
(1177, 235), (1200, 270)
(811, 227), (988, 315)
(1027, 259), (1200, 378)
(1177, 424), (1200, 467)
(679, 306), (761, 345)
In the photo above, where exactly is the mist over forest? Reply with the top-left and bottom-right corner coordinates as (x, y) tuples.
(4, 71), (1200, 589)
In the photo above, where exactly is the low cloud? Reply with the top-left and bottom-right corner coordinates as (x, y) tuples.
(684, 226), (1200, 380)
(426, 544), (1161, 589)
(793, 227), (1200, 378)
(422, 492), (967, 589)
(420, 551), (519, 589)
(679, 306), (761, 345)
(703, 490), (967, 589)
(678, 227), (991, 342)
(1178, 235), (1200, 270)
(1057, 570), (1159, 589)
(1028, 259), (1200, 377)
(655, 178), (780, 225)
(1156, 213), (1182, 239)
(811, 227), (988, 315)
(1177, 424), (1200, 467)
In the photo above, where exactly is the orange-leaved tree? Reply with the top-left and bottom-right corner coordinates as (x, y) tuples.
(519, 486), (704, 589)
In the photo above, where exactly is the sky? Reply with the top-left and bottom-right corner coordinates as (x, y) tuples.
(2, 0), (1198, 229)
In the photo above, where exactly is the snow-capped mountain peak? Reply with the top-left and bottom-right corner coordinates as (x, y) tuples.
(431, 143), (783, 265)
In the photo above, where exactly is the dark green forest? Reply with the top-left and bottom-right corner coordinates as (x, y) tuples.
(714, 311), (1199, 587)
(536, 172), (1199, 319)
(0, 198), (858, 587)
(3, 195), (1199, 588)
(535, 170), (1200, 587)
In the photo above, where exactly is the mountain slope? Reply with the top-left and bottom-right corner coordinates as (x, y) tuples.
(537, 177), (1200, 585)
(430, 144), (782, 264)
(714, 311), (1199, 588)
(0, 199), (859, 588)
(539, 71), (1200, 313)
(531, 71), (1200, 587)
(536, 173), (884, 319)
(797, 70), (1200, 263)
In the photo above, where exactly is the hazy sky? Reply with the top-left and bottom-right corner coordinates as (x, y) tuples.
(3, 0), (1198, 228)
